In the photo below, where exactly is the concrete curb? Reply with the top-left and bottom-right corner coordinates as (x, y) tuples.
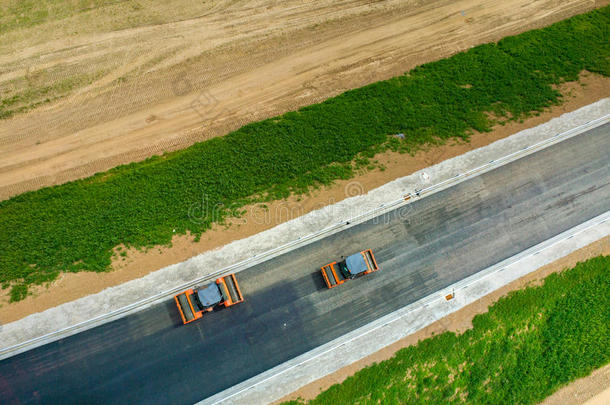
(201, 211), (610, 405)
(1, 104), (608, 360)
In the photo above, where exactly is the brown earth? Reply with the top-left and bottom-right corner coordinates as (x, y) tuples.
(0, 71), (608, 323)
(542, 364), (610, 405)
(0, 0), (607, 200)
(276, 236), (610, 404)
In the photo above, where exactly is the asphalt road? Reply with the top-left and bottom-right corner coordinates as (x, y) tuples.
(1, 123), (609, 404)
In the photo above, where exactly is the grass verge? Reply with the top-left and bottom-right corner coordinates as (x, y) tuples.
(0, 7), (609, 301)
(283, 255), (610, 405)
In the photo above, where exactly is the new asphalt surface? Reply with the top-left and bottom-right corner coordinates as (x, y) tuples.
(1, 123), (609, 404)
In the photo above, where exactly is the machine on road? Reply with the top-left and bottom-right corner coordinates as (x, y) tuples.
(174, 274), (244, 324)
(321, 249), (379, 288)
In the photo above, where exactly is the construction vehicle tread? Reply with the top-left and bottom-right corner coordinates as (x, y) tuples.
(177, 293), (195, 322)
(364, 250), (377, 271)
(224, 276), (241, 303)
(322, 266), (336, 286)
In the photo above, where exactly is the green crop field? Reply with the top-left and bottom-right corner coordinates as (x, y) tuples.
(283, 255), (610, 405)
(0, 7), (609, 301)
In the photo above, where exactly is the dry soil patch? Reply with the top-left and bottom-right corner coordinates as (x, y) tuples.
(0, 0), (605, 199)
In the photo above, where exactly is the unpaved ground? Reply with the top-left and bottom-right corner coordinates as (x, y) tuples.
(0, 0), (605, 200)
(0, 71), (607, 323)
(542, 365), (610, 405)
(276, 236), (610, 404)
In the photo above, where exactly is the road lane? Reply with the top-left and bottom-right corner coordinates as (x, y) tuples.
(1, 123), (608, 404)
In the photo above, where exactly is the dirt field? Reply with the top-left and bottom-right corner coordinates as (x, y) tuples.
(276, 236), (610, 404)
(0, 0), (605, 200)
(0, 71), (608, 323)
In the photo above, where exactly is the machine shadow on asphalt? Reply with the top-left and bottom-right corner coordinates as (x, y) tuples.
(310, 270), (329, 291)
(163, 300), (186, 327)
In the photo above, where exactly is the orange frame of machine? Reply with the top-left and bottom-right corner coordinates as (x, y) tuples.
(321, 261), (342, 289)
(362, 249), (379, 274)
(216, 274), (244, 307)
(174, 288), (202, 324)
(321, 249), (379, 289)
(174, 274), (244, 324)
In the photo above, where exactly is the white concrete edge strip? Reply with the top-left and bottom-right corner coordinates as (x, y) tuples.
(201, 211), (610, 405)
(1, 110), (608, 360)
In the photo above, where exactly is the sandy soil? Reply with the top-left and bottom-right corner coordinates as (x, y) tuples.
(276, 236), (610, 404)
(0, 71), (608, 323)
(0, 0), (605, 200)
(542, 364), (610, 405)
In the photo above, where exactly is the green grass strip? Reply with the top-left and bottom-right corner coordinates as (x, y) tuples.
(283, 255), (610, 405)
(1, 7), (609, 301)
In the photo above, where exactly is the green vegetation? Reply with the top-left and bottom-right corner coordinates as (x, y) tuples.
(283, 255), (610, 405)
(1, 7), (609, 301)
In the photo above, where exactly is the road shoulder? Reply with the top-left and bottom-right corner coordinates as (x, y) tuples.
(275, 236), (610, 404)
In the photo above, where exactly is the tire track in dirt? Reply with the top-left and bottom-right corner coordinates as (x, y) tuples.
(0, 0), (604, 200)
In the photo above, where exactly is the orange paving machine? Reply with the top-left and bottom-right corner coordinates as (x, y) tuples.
(174, 274), (244, 324)
(321, 249), (379, 288)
